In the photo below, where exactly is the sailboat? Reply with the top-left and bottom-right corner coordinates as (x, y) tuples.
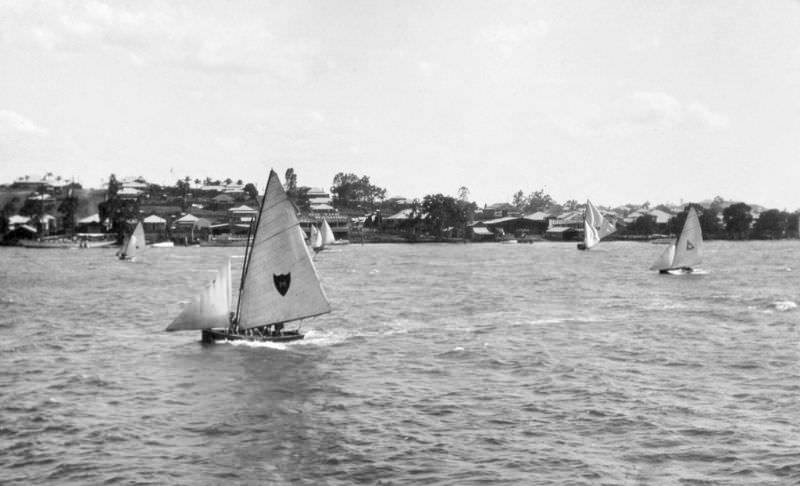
(320, 218), (336, 247)
(309, 224), (323, 252)
(117, 221), (145, 260)
(165, 170), (331, 342)
(577, 199), (616, 250)
(650, 207), (705, 275)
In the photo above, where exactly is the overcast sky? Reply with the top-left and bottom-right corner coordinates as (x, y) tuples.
(2, 1), (799, 209)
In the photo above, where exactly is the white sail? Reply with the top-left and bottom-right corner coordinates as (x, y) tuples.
(672, 207), (703, 269)
(650, 243), (676, 271)
(166, 261), (232, 331)
(583, 199), (616, 249)
(119, 222), (146, 259)
(236, 170), (331, 329)
(321, 219), (336, 246)
(309, 225), (323, 250)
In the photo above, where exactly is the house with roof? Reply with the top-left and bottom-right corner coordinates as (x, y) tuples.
(143, 214), (168, 241)
(171, 213), (211, 243)
(478, 203), (520, 220)
(76, 213), (107, 234)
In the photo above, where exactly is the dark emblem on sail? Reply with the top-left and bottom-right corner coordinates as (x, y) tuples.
(686, 240), (695, 250)
(273, 273), (291, 296)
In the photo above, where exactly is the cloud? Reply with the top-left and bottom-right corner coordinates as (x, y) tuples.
(0, 110), (48, 135)
(576, 91), (731, 136)
(481, 21), (549, 59)
(4, 1), (316, 81)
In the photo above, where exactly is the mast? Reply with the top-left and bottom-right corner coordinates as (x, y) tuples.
(233, 188), (266, 326)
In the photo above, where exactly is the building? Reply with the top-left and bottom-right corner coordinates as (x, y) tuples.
(142, 214), (168, 241)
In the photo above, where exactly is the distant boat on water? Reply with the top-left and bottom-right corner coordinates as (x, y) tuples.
(577, 199), (616, 250)
(309, 224), (323, 252)
(165, 170), (331, 343)
(149, 241), (175, 248)
(650, 207), (706, 275)
(117, 222), (145, 260)
(320, 219), (336, 247)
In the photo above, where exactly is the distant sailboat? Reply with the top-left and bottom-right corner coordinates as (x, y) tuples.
(650, 207), (705, 275)
(309, 224), (323, 252)
(577, 199), (616, 250)
(166, 170), (331, 342)
(320, 219), (336, 246)
(118, 222), (145, 260)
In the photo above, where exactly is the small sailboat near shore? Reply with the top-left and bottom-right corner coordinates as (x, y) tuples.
(650, 207), (706, 275)
(577, 199), (616, 250)
(166, 170), (331, 343)
(309, 224), (323, 253)
(117, 222), (145, 260)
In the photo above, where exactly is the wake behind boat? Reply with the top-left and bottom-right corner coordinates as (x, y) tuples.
(650, 207), (706, 275)
(166, 170), (331, 343)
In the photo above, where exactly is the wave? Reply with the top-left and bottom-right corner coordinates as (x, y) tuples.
(772, 300), (797, 312)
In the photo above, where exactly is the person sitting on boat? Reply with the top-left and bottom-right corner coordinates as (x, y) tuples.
(274, 323), (284, 336)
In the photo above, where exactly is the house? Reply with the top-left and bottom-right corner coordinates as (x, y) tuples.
(118, 187), (143, 200)
(171, 214), (211, 243)
(383, 208), (427, 233)
(545, 226), (579, 241)
(142, 214), (168, 241)
(229, 205), (257, 225)
(7, 214), (31, 232)
(212, 193), (236, 208)
(481, 216), (539, 237)
(480, 203), (520, 219)
(522, 211), (552, 235)
(76, 213), (106, 234)
(467, 224), (496, 241)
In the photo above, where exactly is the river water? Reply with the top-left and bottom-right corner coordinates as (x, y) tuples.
(1, 241), (798, 484)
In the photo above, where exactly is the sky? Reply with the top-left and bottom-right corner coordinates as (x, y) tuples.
(2, 0), (800, 210)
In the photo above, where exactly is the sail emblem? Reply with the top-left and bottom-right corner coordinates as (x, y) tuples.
(686, 240), (695, 250)
(273, 273), (291, 296)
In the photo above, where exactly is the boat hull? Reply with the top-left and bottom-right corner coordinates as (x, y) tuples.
(201, 328), (304, 343)
(661, 267), (708, 276)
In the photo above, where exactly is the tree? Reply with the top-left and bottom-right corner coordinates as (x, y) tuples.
(512, 190), (526, 211)
(283, 168), (309, 211)
(627, 214), (657, 235)
(421, 193), (468, 238)
(2, 196), (20, 216)
(99, 174), (139, 241)
(224, 178), (233, 186)
(284, 168), (297, 193)
(58, 195), (80, 236)
(563, 199), (579, 211)
(697, 206), (721, 237)
(523, 189), (554, 213)
(457, 186), (470, 202)
(330, 172), (386, 211)
(243, 183), (259, 200)
(723, 202), (752, 239)
(753, 209), (789, 239)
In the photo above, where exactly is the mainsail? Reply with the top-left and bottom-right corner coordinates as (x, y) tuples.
(119, 221), (146, 259)
(321, 219), (336, 246)
(166, 261), (232, 331)
(236, 170), (331, 329)
(582, 199), (616, 249)
(672, 207), (703, 269)
(309, 225), (323, 251)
